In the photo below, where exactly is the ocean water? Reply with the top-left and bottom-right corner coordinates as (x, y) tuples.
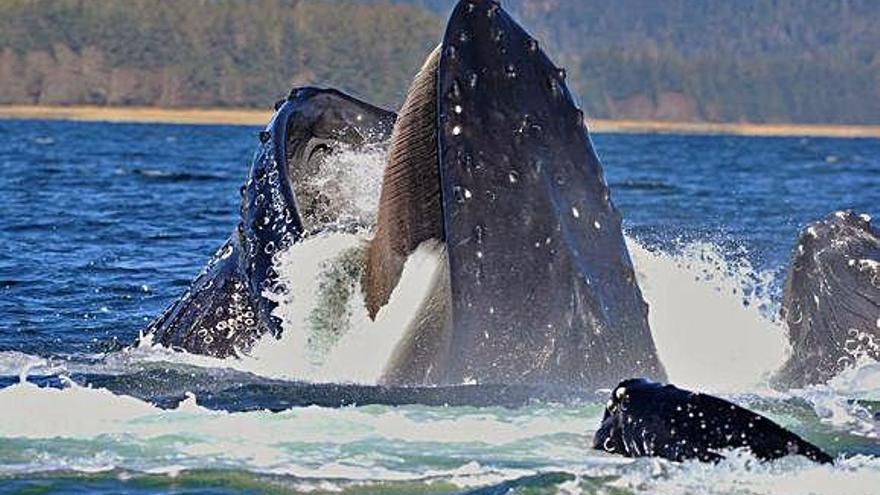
(0, 119), (878, 494)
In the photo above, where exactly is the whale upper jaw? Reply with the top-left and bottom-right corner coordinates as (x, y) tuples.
(774, 210), (880, 388)
(372, 0), (666, 389)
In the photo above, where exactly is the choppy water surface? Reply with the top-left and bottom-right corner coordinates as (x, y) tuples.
(0, 119), (878, 494)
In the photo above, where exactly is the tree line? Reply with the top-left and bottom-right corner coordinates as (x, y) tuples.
(0, 0), (877, 123)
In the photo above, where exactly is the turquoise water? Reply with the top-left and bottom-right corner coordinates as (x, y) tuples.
(0, 120), (878, 493)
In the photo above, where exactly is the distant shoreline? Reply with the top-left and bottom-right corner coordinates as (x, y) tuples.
(1, 105), (879, 138)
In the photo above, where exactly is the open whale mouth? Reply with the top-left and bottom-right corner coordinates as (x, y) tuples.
(277, 88), (396, 234)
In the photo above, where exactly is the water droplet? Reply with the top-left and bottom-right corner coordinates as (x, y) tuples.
(468, 73), (479, 89)
(452, 125), (462, 136)
(557, 68), (567, 80)
(446, 44), (457, 60)
(464, 188), (472, 199)
(449, 80), (462, 101)
(487, 3), (499, 17)
(476, 251), (483, 259)
(594, 220), (602, 230)
(548, 77), (560, 97)
(454, 104), (463, 114)
(459, 30), (469, 43)
(505, 64), (517, 79)
(508, 171), (519, 183)
(356, 114), (363, 122)
(572, 206), (580, 218)
(474, 225), (484, 243)
(527, 38), (539, 52)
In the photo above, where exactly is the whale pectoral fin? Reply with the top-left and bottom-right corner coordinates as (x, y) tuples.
(145, 240), (267, 357)
(435, 1), (664, 388)
(364, 46), (444, 320)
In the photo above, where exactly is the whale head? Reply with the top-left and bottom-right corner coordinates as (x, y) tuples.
(775, 210), (880, 387)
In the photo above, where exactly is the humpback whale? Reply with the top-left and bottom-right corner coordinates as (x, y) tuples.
(594, 379), (833, 464)
(366, 0), (664, 388)
(142, 88), (395, 357)
(142, 0), (664, 392)
(774, 210), (880, 388)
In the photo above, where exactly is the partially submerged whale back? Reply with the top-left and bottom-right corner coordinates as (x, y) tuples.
(594, 379), (833, 464)
(775, 211), (880, 387)
(144, 88), (395, 356)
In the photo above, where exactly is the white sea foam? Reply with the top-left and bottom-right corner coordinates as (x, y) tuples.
(0, 380), (595, 483)
(1, 379), (876, 493)
(609, 452), (880, 495)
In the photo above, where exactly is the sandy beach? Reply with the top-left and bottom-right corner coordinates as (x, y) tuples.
(1, 104), (879, 138)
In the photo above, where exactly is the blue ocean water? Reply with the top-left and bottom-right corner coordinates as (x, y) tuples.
(1, 120), (875, 356)
(0, 119), (878, 494)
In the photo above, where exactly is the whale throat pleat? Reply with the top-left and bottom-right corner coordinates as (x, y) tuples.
(364, 45), (443, 319)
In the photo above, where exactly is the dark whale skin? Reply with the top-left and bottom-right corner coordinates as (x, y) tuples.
(143, 88), (395, 357)
(774, 210), (880, 388)
(432, 0), (665, 388)
(593, 379), (833, 464)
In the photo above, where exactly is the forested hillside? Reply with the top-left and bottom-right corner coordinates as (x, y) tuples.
(1, 0), (878, 123)
(0, 0), (440, 109)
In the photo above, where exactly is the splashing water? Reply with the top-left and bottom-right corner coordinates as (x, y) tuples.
(628, 238), (789, 393)
(115, 145), (867, 398)
(295, 143), (387, 229)
(250, 233), (445, 383)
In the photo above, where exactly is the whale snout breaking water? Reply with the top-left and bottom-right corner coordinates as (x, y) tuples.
(775, 210), (880, 388)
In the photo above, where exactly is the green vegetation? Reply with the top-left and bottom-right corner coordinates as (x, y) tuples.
(0, 0), (440, 109)
(0, 0), (877, 123)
